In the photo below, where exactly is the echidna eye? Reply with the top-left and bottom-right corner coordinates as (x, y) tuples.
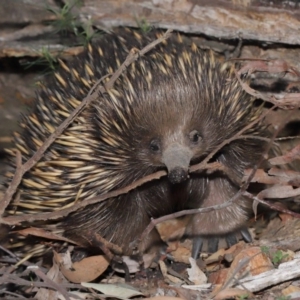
(149, 139), (160, 153)
(189, 130), (202, 143)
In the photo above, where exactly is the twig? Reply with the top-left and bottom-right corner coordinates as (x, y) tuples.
(2, 170), (166, 225)
(234, 69), (300, 108)
(244, 191), (300, 218)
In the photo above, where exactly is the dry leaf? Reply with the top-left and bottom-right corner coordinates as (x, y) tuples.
(279, 213), (294, 222)
(54, 251), (109, 283)
(144, 297), (185, 300)
(159, 260), (183, 284)
(181, 283), (212, 291)
(229, 247), (273, 278)
(224, 241), (247, 258)
(244, 168), (300, 186)
(187, 257), (207, 285)
(258, 185), (300, 199)
(209, 269), (229, 285)
(214, 287), (252, 300)
(81, 282), (143, 299)
(260, 216), (300, 251)
(35, 259), (67, 300)
(169, 240), (192, 264)
(143, 251), (159, 269)
(282, 285), (300, 297)
(269, 144), (300, 165)
(57, 292), (90, 300)
(156, 217), (189, 241)
(112, 256), (140, 273)
(205, 248), (226, 265)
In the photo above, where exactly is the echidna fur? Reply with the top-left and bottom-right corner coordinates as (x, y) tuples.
(4, 28), (267, 257)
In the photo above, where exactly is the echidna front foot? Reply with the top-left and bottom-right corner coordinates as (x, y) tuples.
(191, 236), (219, 259)
(191, 227), (253, 259)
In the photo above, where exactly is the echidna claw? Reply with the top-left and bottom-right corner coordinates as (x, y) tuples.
(240, 227), (252, 243)
(225, 233), (238, 248)
(207, 237), (219, 253)
(191, 237), (204, 259)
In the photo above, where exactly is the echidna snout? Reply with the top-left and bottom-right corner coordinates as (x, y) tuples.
(161, 143), (193, 184)
(168, 167), (188, 184)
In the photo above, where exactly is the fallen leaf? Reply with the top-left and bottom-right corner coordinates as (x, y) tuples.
(54, 251), (109, 283)
(156, 217), (189, 241)
(228, 247), (273, 278)
(258, 185), (300, 199)
(57, 292), (90, 300)
(209, 269), (228, 285)
(169, 240), (191, 264)
(35, 259), (68, 300)
(205, 248), (226, 265)
(279, 213), (294, 222)
(214, 287), (252, 300)
(111, 256), (140, 273)
(223, 241), (247, 259)
(159, 260), (183, 284)
(260, 216), (300, 251)
(282, 285), (300, 297)
(181, 283), (212, 291)
(187, 257), (207, 285)
(269, 145), (300, 165)
(144, 297), (185, 300)
(81, 282), (143, 299)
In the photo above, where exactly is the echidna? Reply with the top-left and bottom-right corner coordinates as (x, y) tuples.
(3, 28), (267, 259)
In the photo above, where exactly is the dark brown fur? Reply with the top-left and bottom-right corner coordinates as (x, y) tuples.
(4, 29), (267, 257)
